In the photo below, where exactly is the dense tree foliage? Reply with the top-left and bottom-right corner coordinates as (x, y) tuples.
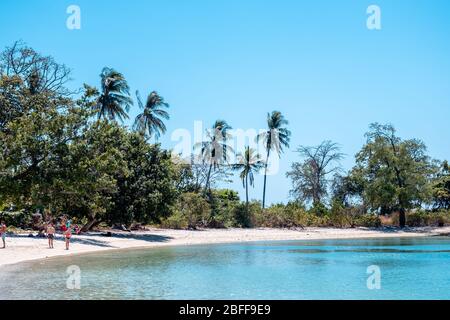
(0, 44), (176, 230)
(352, 123), (434, 227)
(107, 132), (178, 226)
(432, 161), (450, 210)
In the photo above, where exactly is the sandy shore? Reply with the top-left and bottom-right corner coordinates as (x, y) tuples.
(1, 226), (449, 268)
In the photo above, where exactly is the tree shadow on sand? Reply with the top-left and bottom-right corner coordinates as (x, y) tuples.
(363, 226), (448, 235)
(97, 232), (173, 242)
(9, 232), (174, 248)
(72, 232), (174, 247)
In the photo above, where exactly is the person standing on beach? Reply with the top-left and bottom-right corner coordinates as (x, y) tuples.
(64, 226), (72, 250)
(0, 220), (6, 249)
(46, 223), (55, 249)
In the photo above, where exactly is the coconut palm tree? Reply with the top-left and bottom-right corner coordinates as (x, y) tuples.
(257, 111), (291, 209)
(195, 120), (233, 194)
(233, 146), (265, 208)
(134, 90), (170, 141)
(96, 67), (133, 122)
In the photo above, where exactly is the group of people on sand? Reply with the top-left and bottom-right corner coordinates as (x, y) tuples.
(0, 218), (81, 250)
(46, 218), (81, 250)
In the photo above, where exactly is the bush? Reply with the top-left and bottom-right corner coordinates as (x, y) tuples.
(308, 202), (329, 216)
(254, 203), (325, 228)
(233, 202), (261, 228)
(0, 210), (33, 228)
(406, 210), (450, 227)
(160, 196), (450, 229)
(209, 189), (241, 228)
(434, 211), (450, 226)
(255, 205), (292, 228)
(353, 214), (382, 228)
(162, 193), (211, 229)
(406, 210), (428, 227)
(160, 211), (188, 229)
(329, 203), (368, 228)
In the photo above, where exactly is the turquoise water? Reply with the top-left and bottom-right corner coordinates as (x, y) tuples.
(1, 237), (450, 300)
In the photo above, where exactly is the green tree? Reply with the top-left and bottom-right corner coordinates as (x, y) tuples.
(232, 146), (265, 209)
(353, 123), (433, 227)
(134, 90), (170, 141)
(257, 111), (291, 209)
(0, 75), (29, 133)
(0, 43), (177, 231)
(432, 160), (450, 210)
(108, 132), (178, 226)
(331, 171), (365, 208)
(58, 120), (128, 231)
(0, 76), (126, 230)
(96, 67), (133, 122)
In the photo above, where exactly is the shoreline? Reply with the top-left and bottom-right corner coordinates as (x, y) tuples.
(1, 226), (449, 268)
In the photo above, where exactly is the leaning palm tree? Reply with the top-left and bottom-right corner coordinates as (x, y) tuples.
(96, 67), (133, 122)
(194, 120), (233, 194)
(233, 146), (265, 209)
(134, 90), (170, 141)
(257, 111), (291, 209)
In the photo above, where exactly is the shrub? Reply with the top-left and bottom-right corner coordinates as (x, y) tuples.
(329, 203), (368, 228)
(209, 189), (241, 228)
(233, 202), (261, 228)
(354, 214), (382, 228)
(169, 193), (211, 229)
(0, 210), (33, 228)
(406, 210), (428, 227)
(160, 211), (188, 229)
(255, 205), (291, 228)
(308, 202), (329, 216)
(406, 210), (450, 227)
(254, 203), (316, 228)
(434, 210), (450, 226)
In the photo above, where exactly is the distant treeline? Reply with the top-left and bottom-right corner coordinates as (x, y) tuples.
(0, 42), (449, 231)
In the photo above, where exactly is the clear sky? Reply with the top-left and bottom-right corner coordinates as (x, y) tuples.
(1, 0), (449, 205)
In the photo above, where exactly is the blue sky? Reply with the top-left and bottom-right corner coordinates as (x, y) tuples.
(1, 0), (449, 204)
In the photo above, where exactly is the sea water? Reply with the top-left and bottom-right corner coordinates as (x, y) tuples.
(1, 237), (449, 300)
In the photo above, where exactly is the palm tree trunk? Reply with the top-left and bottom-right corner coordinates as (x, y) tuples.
(204, 163), (213, 194)
(245, 174), (249, 210)
(262, 149), (270, 209)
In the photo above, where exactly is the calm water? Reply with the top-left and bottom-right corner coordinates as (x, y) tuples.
(1, 237), (450, 300)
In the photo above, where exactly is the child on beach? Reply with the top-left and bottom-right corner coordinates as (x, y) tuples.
(0, 220), (6, 249)
(64, 227), (72, 250)
(46, 223), (55, 249)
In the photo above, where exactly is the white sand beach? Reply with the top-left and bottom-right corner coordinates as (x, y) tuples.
(1, 227), (449, 268)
